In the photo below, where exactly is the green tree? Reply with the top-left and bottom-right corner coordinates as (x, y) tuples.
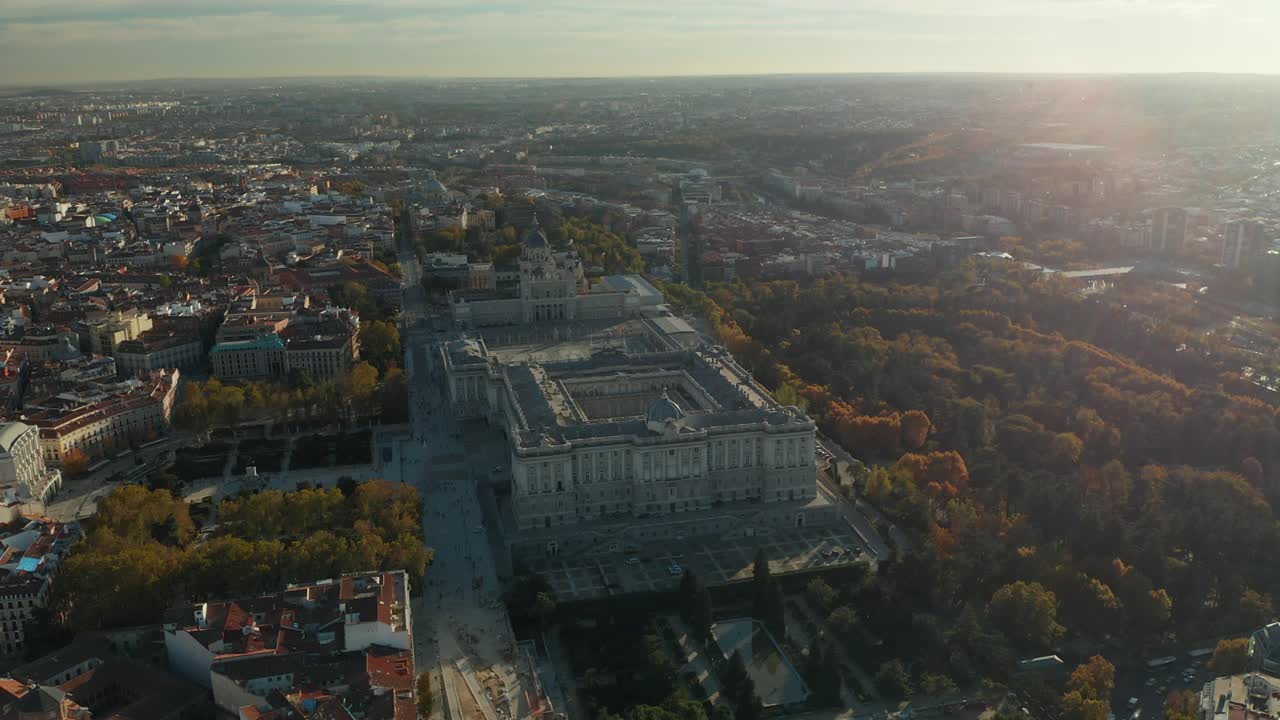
(679, 570), (714, 641)
(359, 320), (402, 370)
(921, 673), (957, 697)
(380, 367), (410, 423)
(639, 630), (678, 701)
(750, 550), (785, 639)
(722, 649), (749, 700)
(827, 606), (860, 644)
(803, 638), (843, 706)
(733, 676), (762, 720)
(988, 581), (1064, 649)
(875, 659), (913, 700)
(805, 578), (837, 613)
(289, 367), (316, 390)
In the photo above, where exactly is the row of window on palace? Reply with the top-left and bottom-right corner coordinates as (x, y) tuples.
(523, 487), (812, 527)
(524, 479), (810, 503)
(518, 436), (810, 493)
(529, 287), (569, 299)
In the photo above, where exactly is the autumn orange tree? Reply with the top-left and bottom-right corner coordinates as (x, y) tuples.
(62, 448), (90, 477)
(1209, 638), (1250, 675)
(1061, 655), (1115, 720)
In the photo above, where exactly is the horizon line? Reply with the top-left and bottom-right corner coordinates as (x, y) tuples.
(5, 69), (1280, 91)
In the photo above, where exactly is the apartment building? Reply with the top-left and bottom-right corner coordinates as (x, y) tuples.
(114, 331), (204, 376)
(163, 571), (413, 719)
(23, 369), (179, 467)
(83, 309), (152, 356)
(0, 517), (81, 661)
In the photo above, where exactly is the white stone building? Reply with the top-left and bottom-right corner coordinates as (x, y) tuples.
(441, 337), (837, 559)
(448, 222), (661, 328)
(0, 423), (62, 503)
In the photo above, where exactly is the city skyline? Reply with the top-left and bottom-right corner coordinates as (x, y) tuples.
(3, 0), (1279, 85)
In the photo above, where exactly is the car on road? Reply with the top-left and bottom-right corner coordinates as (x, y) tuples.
(472, 525), (484, 533)
(492, 466), (504, 474)
(667, 564), (682, 575)
(625, 557), (640, 565)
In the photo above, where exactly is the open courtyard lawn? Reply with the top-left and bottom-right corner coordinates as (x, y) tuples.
(712, 618), (810, 708)
(173, 444), (231, 480)
(235, 438), (285, 474)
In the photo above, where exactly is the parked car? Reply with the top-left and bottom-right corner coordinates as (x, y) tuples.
(667, 565), (683, 575)
(625, 557), (641, 565)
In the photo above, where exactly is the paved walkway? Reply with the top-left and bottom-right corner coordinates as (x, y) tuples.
(816, 479), (892, 563)
(441, 663), (465, 720)
(398, 238), (530, 720)
(455, 658), (501, 720)
(220, 439), (240, 481)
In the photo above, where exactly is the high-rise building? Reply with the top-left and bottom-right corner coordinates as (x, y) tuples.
(1151, 207), (1187, 254)
(1222, 219), (1266, 269)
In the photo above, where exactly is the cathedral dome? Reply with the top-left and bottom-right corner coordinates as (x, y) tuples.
(646, 391), (684, 424)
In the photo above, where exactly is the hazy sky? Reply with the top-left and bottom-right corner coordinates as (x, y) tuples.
(2, 0), (1278, 84)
